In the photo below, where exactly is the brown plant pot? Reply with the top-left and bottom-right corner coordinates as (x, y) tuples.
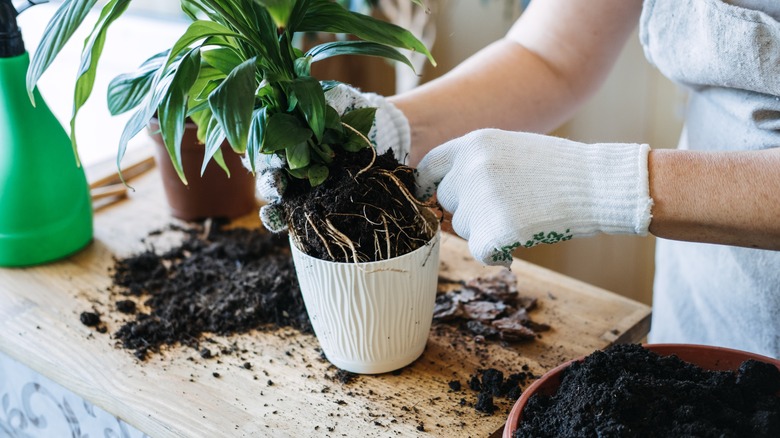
(503, 344), (780, 438)
(148, 118), (257, 221)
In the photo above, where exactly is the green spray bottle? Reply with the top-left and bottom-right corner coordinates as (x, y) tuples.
(0, 0), (92, 266)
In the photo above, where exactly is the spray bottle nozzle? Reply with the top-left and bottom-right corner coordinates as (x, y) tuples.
(0, 0), (24, 57)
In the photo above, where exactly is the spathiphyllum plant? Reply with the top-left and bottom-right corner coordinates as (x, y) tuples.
(28, 0), (432, 182)
(29, 0), (438, 263)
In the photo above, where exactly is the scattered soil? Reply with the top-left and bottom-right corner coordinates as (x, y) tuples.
(81, 220), (557, 430)
(115, 299), (136, 314)
(514, 344), (780, 437)
(467, 368), (534, 415)
(282, 148), (438, 263)
(79, 311), (101, 327)
(109, 222), (310, 360)
(433, 269), (550, 342)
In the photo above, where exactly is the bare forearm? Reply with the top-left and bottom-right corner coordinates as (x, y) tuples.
(390, 0), (644, 165)
(648, 148), (780, 249)
(392, 40), (581, 165)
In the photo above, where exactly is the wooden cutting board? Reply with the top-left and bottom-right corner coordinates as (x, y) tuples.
(0, 162), (650, 437)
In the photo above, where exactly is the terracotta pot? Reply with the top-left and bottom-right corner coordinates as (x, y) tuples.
(290, 219), (441, 374)
(147, 118), (256, 221)
(503, 344), (780, 438)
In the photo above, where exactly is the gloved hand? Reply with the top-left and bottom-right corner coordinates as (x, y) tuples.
(252, 84), (410, 232)
(415, 129), (653, 267)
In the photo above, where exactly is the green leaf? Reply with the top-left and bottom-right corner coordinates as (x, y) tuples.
(262, 113), (312, 152)
(107, 49), (168, 116)
(116, 69), (176, 182)
(294, 56), (311, 77)
(180, 0), (201, 21)
(246, 108), (267, 172)
(253, 0), (296, 28)
(291, 77), (326, 142)
(69, 0), (132, 162)
(202, 115), (229, 177)
(190, 64), (227, 104)
(341, 107), (376, 152)
(26, 0), (99, 103)
(311, 143), (334, 164)
(285, 0), (312, 34)
(299, 0), (435, 67)
(208, 58), (257, 154)
(306, 41), (414, 70)
(195, 79), (222, 101)
(201, 47), (243, 75)
(324, 105), (343, 133)
(286, 142), (311, 170)
(308, 164), (329, 186)
(189, 106), (212, 144)
(212, 147), (230, 176)
(166, 21), (243, 68)
(158, 48), (202, 184)
(341, 107), (376, 137)
(320, 80), (341, 92)
(286, 167), (308, 179)
(186, 99), (211, 117)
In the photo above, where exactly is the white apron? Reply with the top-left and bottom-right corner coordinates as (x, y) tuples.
(640, 0), (780, 358)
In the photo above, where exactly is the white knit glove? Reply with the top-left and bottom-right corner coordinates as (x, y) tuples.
(252, 84), (411, 232)
(415, 129), (653, 266)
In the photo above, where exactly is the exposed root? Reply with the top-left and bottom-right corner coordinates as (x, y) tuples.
(305, 213), (335, 261)
(382, 215), (391, 259)
(341, 122), (376, 178)
(325, 218), (361, 264)
(375, 168), (439, 239)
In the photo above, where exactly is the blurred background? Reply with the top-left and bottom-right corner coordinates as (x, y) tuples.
(18, 0), (685, 305)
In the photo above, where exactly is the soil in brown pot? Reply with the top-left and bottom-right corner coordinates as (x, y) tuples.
(281, 147), (437, 263)
(514, 343), (780, 437)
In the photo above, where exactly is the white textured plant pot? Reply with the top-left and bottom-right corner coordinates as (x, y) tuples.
(290, 228), (441, 374)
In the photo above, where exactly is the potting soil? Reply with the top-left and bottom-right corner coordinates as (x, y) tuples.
(282, 148), (436, 262)
(514, 343), (780, 437)
(108, 222), (310, 360)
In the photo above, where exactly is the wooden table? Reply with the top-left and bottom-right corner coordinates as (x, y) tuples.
(0, 161), (651, 437)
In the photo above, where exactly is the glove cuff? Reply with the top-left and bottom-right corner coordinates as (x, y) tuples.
(544, 139), (652, 237)
(587, 142), (652, 235)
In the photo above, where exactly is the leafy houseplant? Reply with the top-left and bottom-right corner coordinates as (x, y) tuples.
(30, 0), (441, 373)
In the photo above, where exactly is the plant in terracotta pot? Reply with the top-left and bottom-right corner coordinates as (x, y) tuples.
(144, 116), (257, 221)
(29, 0), (439, 374)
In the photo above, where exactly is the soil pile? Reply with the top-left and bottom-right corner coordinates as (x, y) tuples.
(109, 222), (309, 360)
(514, 344), (780, 437)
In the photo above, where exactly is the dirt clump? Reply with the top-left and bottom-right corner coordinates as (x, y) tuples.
(434, 269), (549, 342)
(468, 367), (534, 415)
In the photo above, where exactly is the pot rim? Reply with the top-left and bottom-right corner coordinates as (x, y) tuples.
(502, 343), (780, 438)
(288, 208), (441, 267)
(289, 222), (441, 268)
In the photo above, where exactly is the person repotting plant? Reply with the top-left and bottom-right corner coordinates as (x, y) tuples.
(28, 0), (439, 373)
